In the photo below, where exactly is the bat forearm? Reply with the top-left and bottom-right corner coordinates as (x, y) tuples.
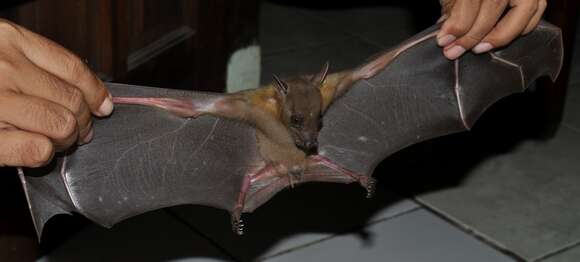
(321, 71), (358, 111)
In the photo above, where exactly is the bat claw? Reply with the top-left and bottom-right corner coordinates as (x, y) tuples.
(288, 169), (303, 188)
(231, 217), (245, 236)
(365, 178), (377, 199)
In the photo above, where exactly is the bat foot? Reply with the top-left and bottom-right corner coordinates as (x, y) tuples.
(287, 168), (303, 188)
(364, 177), (377, 198)
(308, 155), (377, 198)
(231, 216), (245, 236)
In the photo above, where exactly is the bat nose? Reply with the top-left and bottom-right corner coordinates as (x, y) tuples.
(304, 139), (318, 151)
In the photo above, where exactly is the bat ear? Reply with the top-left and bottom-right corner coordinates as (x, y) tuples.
(273, 74), (288, 96)
(311, 61), (329, 87)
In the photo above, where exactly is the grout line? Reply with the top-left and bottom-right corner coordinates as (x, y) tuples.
(412, 198), (527, 262)
(163, 209), (241, 262)
(258, 206), (423, 261)
(531, 239), (580, 261)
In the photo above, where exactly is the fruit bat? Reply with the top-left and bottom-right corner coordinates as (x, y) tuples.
(18, 21), (563, 239)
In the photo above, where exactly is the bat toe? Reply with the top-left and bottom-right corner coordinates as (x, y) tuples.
(231, 216), (245, 236)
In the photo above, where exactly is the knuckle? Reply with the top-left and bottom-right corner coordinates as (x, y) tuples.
(52, 110), (78, 141)
(446, 23), (470, 35)
(64, 55), (91, 86)
(65, 87), (85, 114)
(24, 136), (54, 167)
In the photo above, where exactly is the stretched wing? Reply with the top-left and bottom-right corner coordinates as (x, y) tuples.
(20, 21), (563, 239)
(20, 83), (259, 238)
(318, 20), (562, 176)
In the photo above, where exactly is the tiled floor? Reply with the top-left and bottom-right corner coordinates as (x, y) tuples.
(40, 2), (580, 262)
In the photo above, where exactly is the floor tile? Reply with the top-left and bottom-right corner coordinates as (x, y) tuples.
(260, 36), (381, 84)
(541, 244), (580, 262)
(260, 2), (351, 56)
(37, 211), (231, 262)
(264, 209), (515, 262)
(170, 182), (418, 261)
(398, 126), (580, 260)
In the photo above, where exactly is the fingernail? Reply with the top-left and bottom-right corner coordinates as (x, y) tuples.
(437, 34), (456, 47)
(444, 45), (466, 60)
(82, 128), (94, 144)
(98, 96), (114, 116)
(473, 42), (493, 54)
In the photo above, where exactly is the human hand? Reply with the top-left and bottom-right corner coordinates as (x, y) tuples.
(437, 0), (547, 60)
(0, 19), (113, 168)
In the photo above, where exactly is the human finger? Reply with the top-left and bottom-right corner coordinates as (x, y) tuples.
(8, 55), (94, 142)
(9, 20), (113, 116)
(437, 0), (482, 47)
(447, 0), (508, 58)
(479, 0), (538, 48)
(0, 128), (54, 168)
(0, 91), (79, 150)
(523, 0), (546, 35)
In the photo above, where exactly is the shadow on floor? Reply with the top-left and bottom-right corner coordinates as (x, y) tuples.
(170, 181), (411, 261)
(381, 87), (560, 196)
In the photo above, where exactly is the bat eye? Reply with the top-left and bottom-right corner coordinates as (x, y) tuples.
(290, 114), (304, 128)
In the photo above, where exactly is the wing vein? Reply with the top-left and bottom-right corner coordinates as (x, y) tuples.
(454, 59), (470, 129)
(339, 101), (388, 138)
(489, 53), (525, 89)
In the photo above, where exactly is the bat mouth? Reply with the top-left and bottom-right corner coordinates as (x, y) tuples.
(297, 143), (318, 155)
(294, 135), (319, 155)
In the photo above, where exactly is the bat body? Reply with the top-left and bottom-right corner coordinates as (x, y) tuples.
(20, 21), (563, 238)
(109, 62), (376, 233)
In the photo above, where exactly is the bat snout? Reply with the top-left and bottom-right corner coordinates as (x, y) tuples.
(295, 136), (318, 154)
(304, 139), (318, 150)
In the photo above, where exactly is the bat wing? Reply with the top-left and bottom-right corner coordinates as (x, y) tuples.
(318, 20), (563, 177)
(20, 84), (259, 238)
(19, 21), (562, 239)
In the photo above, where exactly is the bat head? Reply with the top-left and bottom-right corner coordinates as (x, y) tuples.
(273, 62), (329, 154)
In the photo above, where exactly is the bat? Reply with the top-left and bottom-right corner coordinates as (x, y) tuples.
(19, 21), (563, 239)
